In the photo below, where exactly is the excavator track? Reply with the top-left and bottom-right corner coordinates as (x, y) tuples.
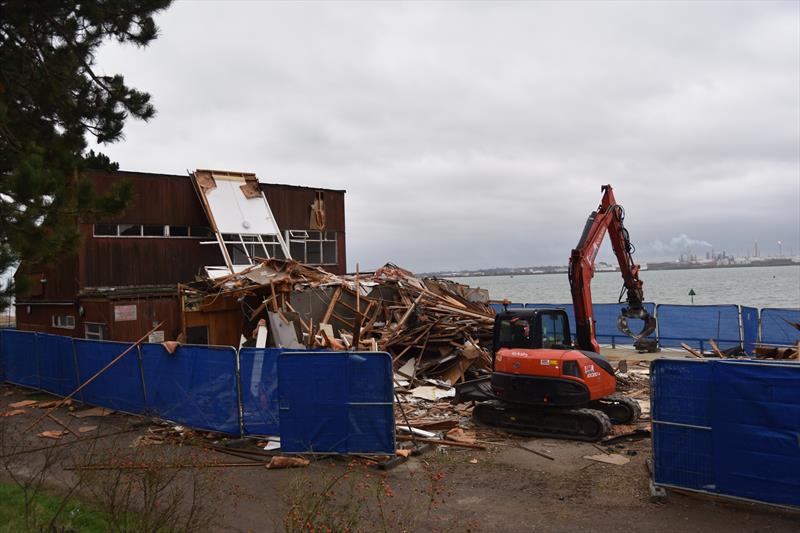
(473, 402), (612, 442)
(591, 394), (641, 424)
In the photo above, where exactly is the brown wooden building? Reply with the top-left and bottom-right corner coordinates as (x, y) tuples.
(14, 170), (346, 343)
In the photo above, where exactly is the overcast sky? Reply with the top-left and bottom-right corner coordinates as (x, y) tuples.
(92, 1), (800, 273)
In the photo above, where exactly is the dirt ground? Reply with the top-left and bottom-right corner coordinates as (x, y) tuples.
(1, 384), (798, 533)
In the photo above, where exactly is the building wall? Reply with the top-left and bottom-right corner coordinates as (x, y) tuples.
(260, 183), (347, 274)
(14, 170), (347, 342)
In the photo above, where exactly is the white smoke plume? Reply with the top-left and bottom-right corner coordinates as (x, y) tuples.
(650, 234), (713, 253)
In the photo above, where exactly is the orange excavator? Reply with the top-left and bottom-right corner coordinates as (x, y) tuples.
(455, 185), (656, 441)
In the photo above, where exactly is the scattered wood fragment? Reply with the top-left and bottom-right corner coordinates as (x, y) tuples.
(266, 456), (310, 469)
(583, 453), (630, 465)
(10, 400), (39, 408)
(1, 409), (27, 417)
(395, 435), (486, 450)
(680, 343), (703, 358)
(72, 407), (114, 419)
(78, 425), (98, 433)
(38, 430), (69, 439)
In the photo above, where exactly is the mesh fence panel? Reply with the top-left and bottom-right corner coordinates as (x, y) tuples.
(760, 308), (800, 347)
(73, 339), (146, 415)
(36, 333), (79, 397)
(239, 347), (282, 436)
(656, 304), (741, 350)
(140, 344), (240, 434)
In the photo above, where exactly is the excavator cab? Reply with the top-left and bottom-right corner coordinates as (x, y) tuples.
(493, 308), (572, 357)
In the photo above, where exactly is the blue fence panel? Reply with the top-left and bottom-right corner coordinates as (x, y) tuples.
(652, 359), (800, 508)
(141, 344), (240, 435)
(36, 333), (78, 397)
(278, 351), (394, 455)
(656, 304), (741, 350)
(741, 306), (759, 355)
(711, 361), (800, 507)
(1, 330), (39, 388)
(760, 308), (800, 347)
(0, 329), (5, 381)
(74, 339), (145, 415)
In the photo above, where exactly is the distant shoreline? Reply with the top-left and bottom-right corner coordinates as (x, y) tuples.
(437, 260), (799, 279)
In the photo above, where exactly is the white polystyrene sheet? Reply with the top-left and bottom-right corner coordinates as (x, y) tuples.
(204, 177), (280, 235)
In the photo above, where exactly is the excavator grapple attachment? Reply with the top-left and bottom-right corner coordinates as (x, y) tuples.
(617, 307), (657, 341)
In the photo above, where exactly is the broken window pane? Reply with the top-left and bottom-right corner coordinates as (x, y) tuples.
(94, 224), (117, 236)
(143, 225), (166, 236)
(169, 226), (189, 237)
(118, 224), (142, 236)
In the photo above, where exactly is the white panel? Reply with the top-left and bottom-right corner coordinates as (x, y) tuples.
(204, 178), (279, 235)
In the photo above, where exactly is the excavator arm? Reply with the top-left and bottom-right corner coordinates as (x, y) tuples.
(569, 185), (656, 353)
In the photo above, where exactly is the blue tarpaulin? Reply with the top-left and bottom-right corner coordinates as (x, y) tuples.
(278, 351), (395, 454)
(760, 308), (800, 347)
(656, 304), (741, 350)
(652, 358), (800, 508)
(37, 333), (79, 398)
(73, 339), (146, 415)
(1, 330), (39, 388)
(140, 344), (240, 434)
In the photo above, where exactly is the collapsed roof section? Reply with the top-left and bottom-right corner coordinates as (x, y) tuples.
(190, 169), (291, 278)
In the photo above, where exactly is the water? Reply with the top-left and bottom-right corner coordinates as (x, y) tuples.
(450, 265), (800, 309)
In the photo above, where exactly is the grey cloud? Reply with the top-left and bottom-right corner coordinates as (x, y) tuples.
(91, 1), (800, 272)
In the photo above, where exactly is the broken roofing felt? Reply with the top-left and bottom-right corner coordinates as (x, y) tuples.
(190, 169), (291, 278)
(181, 259), (495, 386)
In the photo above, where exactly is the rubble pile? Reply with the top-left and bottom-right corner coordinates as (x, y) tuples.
(182, 259), (496, 386)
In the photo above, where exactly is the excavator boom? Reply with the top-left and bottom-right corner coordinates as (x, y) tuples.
(568, 185), (656, 353)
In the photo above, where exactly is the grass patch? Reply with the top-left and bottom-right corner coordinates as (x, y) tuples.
(0, 482), (108, 533)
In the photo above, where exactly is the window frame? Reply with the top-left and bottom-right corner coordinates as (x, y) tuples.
(52, 315), (76, 330)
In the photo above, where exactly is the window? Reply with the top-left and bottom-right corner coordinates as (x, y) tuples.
(168, 225), (189, 237)
(118, 224), (142, 236)
(94, 224), (117, 236)
(190, 226), (213, 238)
(52, 315), (75, 329)
(92, 225), (213, 239)
(220, 233), (287, 265)
(143, 225), (166, 236)
(286, 230), (337, 265)
(541, 313), (568, 349)
(497, 316), (533, 349)
(85, 323), (106, 340)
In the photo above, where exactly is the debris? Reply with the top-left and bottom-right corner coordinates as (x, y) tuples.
(469, 458), (479, 464)
(445, 427), (476, 444)
(10, 400), (39, 408)
(72, 407), (114, 418)
(262, 437), (281, 451)
(583, 453), (630, 465)
(78, 425), (98, 433)
(395, 449), (412, 458)
(395, 435), (487, 450)
(410, 386), (456, 401)
(1, 409), (27, 417)
(266, 456), (310, 469)
(38, 430), (69, 439)
(680, 343), (703, 358)
(37, 399), (73, 409)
